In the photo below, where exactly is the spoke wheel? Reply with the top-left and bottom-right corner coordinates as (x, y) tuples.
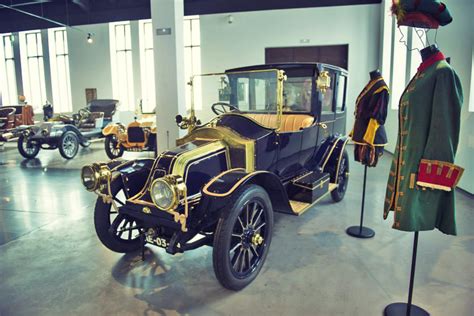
(18, 134), (40, 159)
(94, 178), (143, 253)
(213, 184), (273, 290)
(331, 150), (349, 202)
(105, 134), (124, 159)
(58, 131), (79, 159)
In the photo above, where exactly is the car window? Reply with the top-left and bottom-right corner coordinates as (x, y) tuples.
(282, 77), (312, 112)
(336, 75), (346, 112)
(321, 72), (335, 113)
(228, 72), (278, 112)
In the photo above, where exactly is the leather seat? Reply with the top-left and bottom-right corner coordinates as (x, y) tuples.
(245, 113), (314, 132)
(78, 112), (104, 129)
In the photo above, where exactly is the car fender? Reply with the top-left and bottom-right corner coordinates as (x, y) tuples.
(318, 135), (350, 183)
(59, 125), (89, 144)
(106, 158), (155, 198)
(102, 123), (121, 136)
(201, 168), (293, 214)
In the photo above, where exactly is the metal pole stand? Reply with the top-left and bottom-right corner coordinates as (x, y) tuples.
(346, 165), (375, 238)
(140, 231), (146, 261)
(384, 232), (429, 316)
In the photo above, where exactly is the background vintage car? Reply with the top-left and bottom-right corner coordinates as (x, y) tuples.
(102, 112), (157, 159)
(81, 63), (349, 290)
(17, 99), (118, 159)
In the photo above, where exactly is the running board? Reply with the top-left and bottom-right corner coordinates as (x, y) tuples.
(287, 182), (338, 216)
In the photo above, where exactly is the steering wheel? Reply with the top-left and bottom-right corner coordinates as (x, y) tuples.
(78, 108), (91, 121)
(211, 102), (240, 115)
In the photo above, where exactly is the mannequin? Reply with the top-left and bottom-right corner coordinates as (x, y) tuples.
(420, 43), (439, 61)
(349, 70), (389, 167)
(369, 69), (381, 79)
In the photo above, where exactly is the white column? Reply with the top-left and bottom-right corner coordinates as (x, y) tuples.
(151, 0), (186, 151)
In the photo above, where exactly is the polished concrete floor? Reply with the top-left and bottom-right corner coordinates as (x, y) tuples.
(0, 141), (472, 316)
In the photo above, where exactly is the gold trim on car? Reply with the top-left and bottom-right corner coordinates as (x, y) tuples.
(177, 126), (255, 172)
(203, 170), (267, 197)
(171, 141), (227, 178)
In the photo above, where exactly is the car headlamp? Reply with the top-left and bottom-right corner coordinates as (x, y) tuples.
(81, 163), (111, 192)
(150, 175), (186, 210)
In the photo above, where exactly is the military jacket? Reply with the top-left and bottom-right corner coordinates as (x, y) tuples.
(350, 76), (389, 167)
(383, 52), (463, 235)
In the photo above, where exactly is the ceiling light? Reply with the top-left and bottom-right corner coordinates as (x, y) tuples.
(87, 33), (93, 44)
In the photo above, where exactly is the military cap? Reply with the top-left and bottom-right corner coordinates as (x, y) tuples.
(391, 0), (453, 29)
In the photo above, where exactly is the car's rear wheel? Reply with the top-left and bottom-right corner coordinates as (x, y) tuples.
(94, 178), (143, 253)
(105, 134), (124, 159)
(331, 150), (349, 202)
(18, 134), (40, 159)
(213, 184), (273, 290)
(58, 131), (79, 159)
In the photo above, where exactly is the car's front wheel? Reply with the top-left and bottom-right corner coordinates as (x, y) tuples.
(105, 134), (124, 159)
(94, 178), (143, 253)
(58, 131), (79, 159)
(213, 184), (274, 290)
(331, 150), (349, 202)
(18, 134), (40, 159)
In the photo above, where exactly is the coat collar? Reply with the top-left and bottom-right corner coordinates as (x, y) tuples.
(418, 51), (445, 73)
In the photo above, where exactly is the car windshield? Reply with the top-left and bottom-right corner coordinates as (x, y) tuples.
(194, 69), (282, 129)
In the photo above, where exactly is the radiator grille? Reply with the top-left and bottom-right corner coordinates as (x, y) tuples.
(128, 126), (145, 143)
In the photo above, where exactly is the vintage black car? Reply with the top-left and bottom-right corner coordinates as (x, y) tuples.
(16, 99), (118, 159)
(81, 63), (349, 290)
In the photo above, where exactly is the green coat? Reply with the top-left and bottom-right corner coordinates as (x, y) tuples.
(383, 55), (463, 235)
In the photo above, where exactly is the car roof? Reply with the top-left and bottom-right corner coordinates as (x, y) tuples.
(226, 62), (348, 76)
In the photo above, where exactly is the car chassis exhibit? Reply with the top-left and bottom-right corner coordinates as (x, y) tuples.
(81, 63), (350, 290)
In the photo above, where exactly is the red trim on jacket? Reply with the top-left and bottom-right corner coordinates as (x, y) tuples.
(418, 52), (445, 73)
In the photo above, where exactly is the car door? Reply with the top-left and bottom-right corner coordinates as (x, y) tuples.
(317, 70), (337, 144)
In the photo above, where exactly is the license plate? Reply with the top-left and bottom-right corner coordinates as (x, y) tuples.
(146, 235), (169, 248)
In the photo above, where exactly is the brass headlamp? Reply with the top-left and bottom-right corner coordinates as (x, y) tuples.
(81, 163), (112, 192)
(150, 175), (186, 210)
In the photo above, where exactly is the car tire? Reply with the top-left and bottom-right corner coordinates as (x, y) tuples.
(18, 134), (40, 159)
(94, 178), (143, 253)
(105, 135), (124, 159)
(58, 131), (79, 159)
(331, 150), (349, 202)
(213, 184), (274, 291)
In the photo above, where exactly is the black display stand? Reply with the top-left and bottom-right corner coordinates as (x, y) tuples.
(384, 232), (429, 316)
(346, 165), (375, 238)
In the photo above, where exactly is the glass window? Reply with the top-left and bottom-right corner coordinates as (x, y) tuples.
(48, 28), (72, 113)
(19, 30), (47, 111)
(0, 33), (18, 105)
(391, 26), (408, 110)
(184, 16), (202, 110)
(138, 16), (202, 111)
(227, 71), (278, 113)
(109, 22), (135, 111)
(336, 75), (346, 112)
(282, 77), (312, 112)
(138, 20), (156, 113)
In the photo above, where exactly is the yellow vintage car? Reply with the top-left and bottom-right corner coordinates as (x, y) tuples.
(102, 113), (156, 159)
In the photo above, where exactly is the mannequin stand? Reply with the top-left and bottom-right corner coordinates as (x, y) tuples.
(346, 165), (375, 238)
(384, 232), (429, 316)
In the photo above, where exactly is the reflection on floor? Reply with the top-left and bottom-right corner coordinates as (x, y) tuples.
(0, 142), (472, 315)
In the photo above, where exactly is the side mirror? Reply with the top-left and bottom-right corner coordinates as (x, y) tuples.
(175, 115), (183, 124)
